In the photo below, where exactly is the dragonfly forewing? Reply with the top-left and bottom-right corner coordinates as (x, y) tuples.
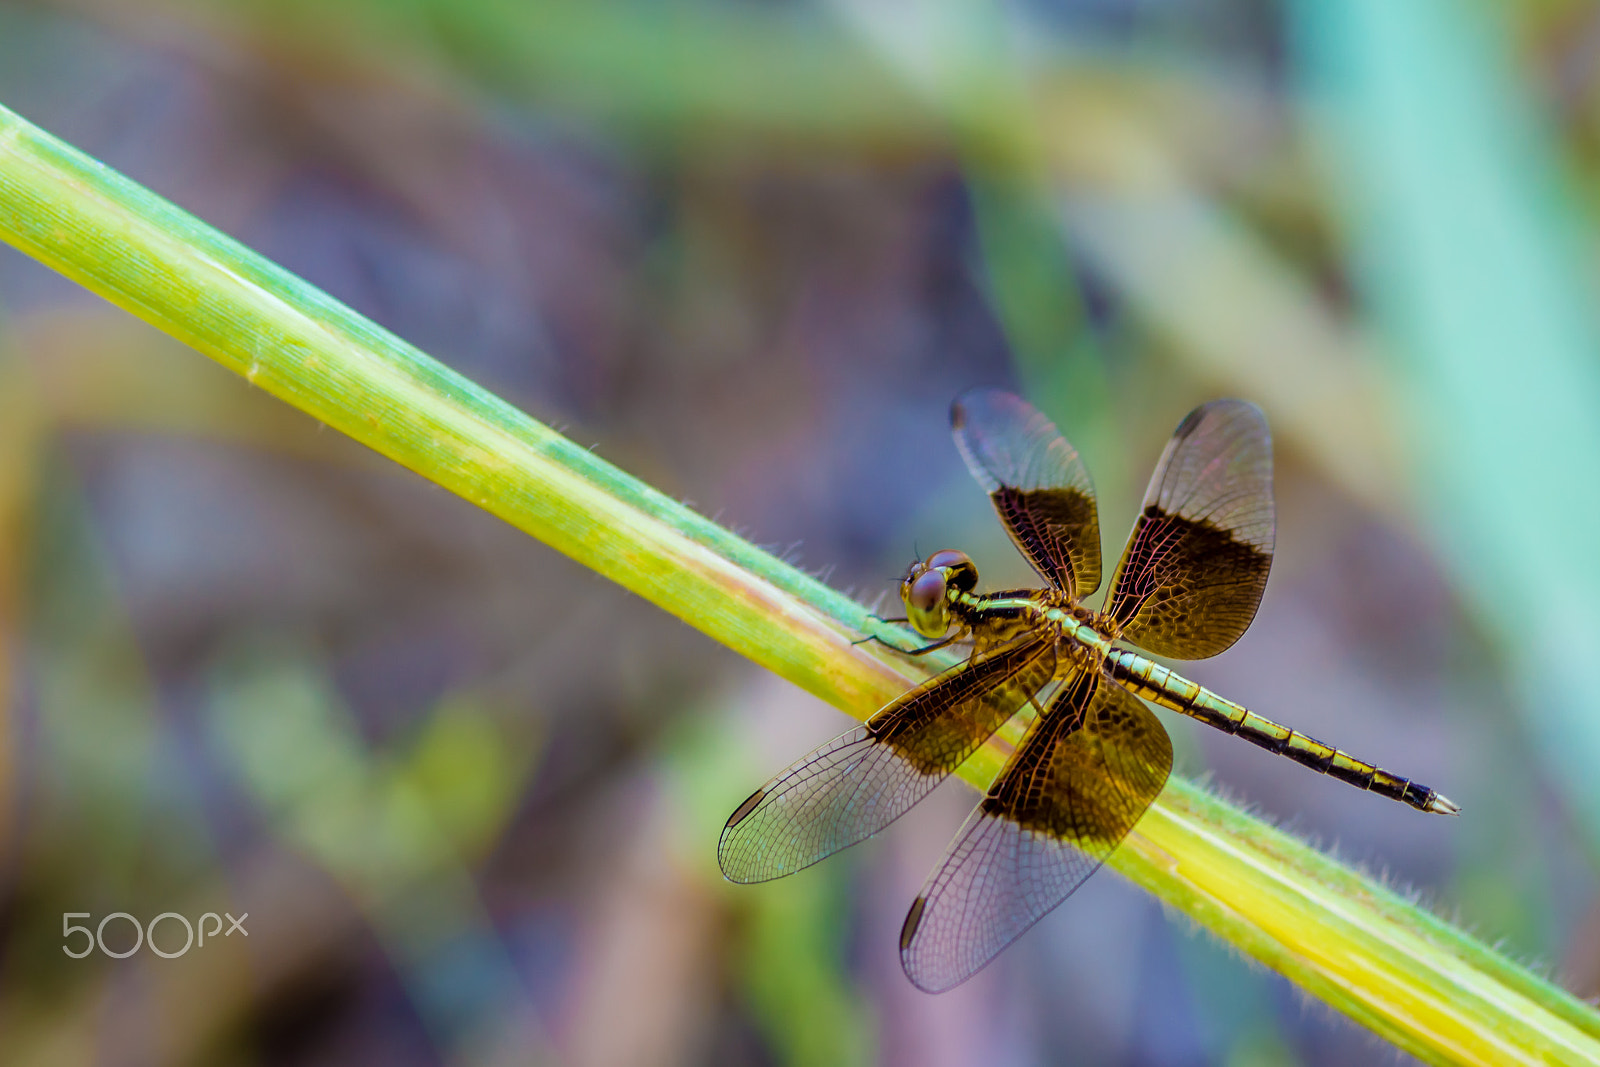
(719, 633), (1058, 884)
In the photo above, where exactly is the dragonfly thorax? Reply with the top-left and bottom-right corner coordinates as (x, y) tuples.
(956, 589), (1114, 662)
(901, 549), (1114, 661)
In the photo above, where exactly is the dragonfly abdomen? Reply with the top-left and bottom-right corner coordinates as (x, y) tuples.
(1102, 650), (1458, 815)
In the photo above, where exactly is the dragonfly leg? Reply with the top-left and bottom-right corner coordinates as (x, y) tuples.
(855, 624), (971, 657)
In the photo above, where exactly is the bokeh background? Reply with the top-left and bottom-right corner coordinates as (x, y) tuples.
(1, 1), (1599, 1064)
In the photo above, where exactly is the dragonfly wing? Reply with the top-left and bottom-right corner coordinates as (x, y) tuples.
(952, 389), (1101, 600)
(1106, 399), (1274, 659)
(719, 633), (1058, 884)
(900, 670), (1172, 992)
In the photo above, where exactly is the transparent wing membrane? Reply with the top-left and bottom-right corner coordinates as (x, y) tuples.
(900, 671), (1172, 992)
(719, 634), (1057, 883)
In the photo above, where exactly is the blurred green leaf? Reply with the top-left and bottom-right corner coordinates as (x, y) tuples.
(208, 638), (550, 1061)
(396, 692), (535, 862)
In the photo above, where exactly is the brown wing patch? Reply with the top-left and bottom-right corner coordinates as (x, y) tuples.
(873, 633), (1058, 776)
(987, 672), (1170, 849)
(952, 389), (1101, 600)
(988, 485), (1101, 602)
(1108, 506), (1272, 660)
(1108, 399), (1274, 660)
(899, 671), (1172, 992)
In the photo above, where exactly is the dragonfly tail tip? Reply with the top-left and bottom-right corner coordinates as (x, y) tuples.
(1426, 792), (1461, 816)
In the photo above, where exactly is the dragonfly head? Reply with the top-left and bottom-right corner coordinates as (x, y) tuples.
(901, 549), (978, 638)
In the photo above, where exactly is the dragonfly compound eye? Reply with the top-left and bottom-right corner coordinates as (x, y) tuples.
(904, 568), (952, 638)
(925, 549), (978, 592)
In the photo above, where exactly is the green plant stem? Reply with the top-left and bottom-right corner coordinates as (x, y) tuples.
(0, 101), (1594, 1065)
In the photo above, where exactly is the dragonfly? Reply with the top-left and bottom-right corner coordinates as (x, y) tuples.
(719, 388), (1458, 993)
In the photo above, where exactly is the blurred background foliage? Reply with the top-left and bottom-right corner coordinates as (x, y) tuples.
(0, 0), (1598, 1064)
